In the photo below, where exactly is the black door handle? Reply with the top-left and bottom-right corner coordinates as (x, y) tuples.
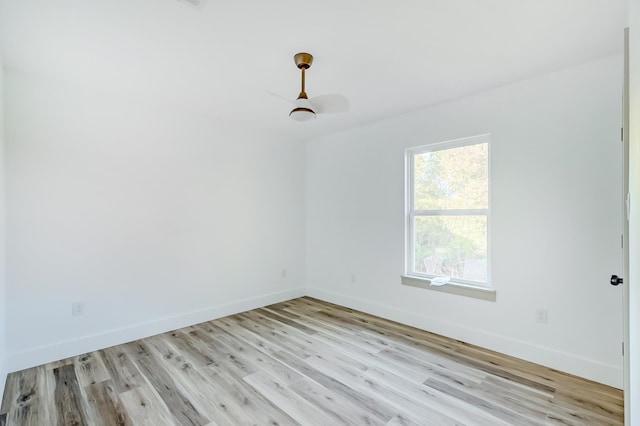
(610, 275), (623, 286)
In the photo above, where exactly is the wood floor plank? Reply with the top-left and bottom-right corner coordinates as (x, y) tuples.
(85, 380), (132, 426)
(545, 403), (623, 426)
(310, 328), (433, 386)
(145, 335), (258, 426)
(260, 305), (306, 322)
(165, 329), (217, 368)
(272, 350), (398, 422)
(194, 322), (304, 386)
(98, 347), (146, 394)
(386, 413), (437, 426)
(210, 316), (282, 356)
(118, 385), (176, 426)
(236, 312), (316, 358)
(266, 299), (324, 315)
(0, 376), (20, 423)
(288, 375), (388, 425)
(306, 347), (501, 426)
(343, 313), (559, 394)
(254, 308), (318, 335)
(471, 375), (553, 419)
(199, 358), (300, 425)
(436, 372), (550, 423)
(53, 364), (90, 426)
(332, 310), (558, 396)
(358, 329), (486, 383)
(180, 327), (258, 379)
(554, 387), (624, 418)
(370, 365), (512, 425)
(424, 377), (544, 426)
(45, 356), (76, 372)
(1, 297), (624, 425)
(0, 373), (17, 414)
(243, 371), (328, 426)
(75, 352), (111, 388)
(149, 331), (298, 426)
(125, 341), (209, 426)
(4, 367), (52, 426)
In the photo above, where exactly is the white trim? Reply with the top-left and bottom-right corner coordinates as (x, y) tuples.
(306, 286), (623, 389)
(5, 287), (305, 373)
(412, 208), (488, 216)
(401, 275), (496, 301)
(623, 26), (631, 426)
(406, 133), (492, 155)
(407, 146), (416, 274)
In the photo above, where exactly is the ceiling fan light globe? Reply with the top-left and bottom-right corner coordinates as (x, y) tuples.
(289, 107), (316, 121)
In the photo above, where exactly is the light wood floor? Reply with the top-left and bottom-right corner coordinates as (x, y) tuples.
(1, 297), (623, 425)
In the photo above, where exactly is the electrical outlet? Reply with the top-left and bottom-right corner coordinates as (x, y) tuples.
(535, 309), (548, 324)
(281, 269), (287, 279)
(351, 274), (357, 283)
(72, 302), (84, 317)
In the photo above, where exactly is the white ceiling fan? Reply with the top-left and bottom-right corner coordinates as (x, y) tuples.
(285, 52), (350, 122)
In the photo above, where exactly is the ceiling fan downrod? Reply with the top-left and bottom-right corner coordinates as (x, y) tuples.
(289, 52), (316, 121)
(294, 52), (313, 100)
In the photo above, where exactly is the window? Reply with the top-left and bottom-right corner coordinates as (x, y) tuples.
(405, 134), (490, 291)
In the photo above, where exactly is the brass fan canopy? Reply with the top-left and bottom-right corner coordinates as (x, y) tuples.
(294, 52), (313, 69)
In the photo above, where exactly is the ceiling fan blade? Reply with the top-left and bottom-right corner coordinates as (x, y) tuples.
(309, 94), (350, 114)
(267, 91), (296, 105)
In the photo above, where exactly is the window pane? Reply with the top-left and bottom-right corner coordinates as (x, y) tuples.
(414, 143), (488, 210)
(414, 215), (487, 282)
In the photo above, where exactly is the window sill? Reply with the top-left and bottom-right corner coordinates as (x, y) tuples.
(400, 275), (496, 302)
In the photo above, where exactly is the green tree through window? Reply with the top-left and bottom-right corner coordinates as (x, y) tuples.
(407, 136), (489, 286)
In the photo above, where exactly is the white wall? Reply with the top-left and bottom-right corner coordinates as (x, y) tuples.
(628, 1), (640, 423)
(0, 60), (7, 398)
(306, 55), (624, 388)
(4, 69), (306, 371)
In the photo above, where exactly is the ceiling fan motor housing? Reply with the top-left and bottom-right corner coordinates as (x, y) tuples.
(290, 97), (316, 121)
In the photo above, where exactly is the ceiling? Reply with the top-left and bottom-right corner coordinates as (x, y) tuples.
(0, 0), (629, 141)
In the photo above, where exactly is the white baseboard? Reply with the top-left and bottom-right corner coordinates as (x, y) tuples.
(6, 287), (305, 374)
(306, 287), (623, 389)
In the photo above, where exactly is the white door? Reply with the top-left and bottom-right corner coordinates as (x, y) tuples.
(621, 27), (630, 426)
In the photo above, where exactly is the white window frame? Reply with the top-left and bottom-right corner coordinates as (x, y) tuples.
(402, 134), (495, 301)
